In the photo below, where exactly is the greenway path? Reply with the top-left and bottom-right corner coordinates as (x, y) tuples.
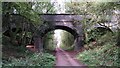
(55, 48), (87, 67)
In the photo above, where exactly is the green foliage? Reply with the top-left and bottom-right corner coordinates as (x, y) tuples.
(87, 27), (112, 43)
(2, 36), (31, 58)
(76, 43), (120, 66)
(66, 2), (120, 15)
(97, 32), (114, 46)
(60, 30), (74, 50)
(2, 35), (55, 67)
(33, 2), (56, 14)
(60, 44), (74, 51)
(2, 2), (55, 26)
(76, 31), (120, 66)
(65, 2), (120, 35)
(2, 53), (55, 66)
(2, 2), (56, 45)
(2, 2), (39, 26)
(43, 31), (56, 50)
(65, 2), (120, 45)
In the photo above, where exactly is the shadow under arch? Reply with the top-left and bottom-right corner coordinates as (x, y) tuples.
(40, 25), (79, 39)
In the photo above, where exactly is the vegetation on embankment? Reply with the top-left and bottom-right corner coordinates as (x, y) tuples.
(2, 35), (56, 67)
(76, 29), (120, 66)
(2, 52), (55, 66)
(77, 43), (120, 66)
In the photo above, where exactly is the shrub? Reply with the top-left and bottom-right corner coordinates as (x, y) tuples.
(97, 32), (113, 46)
(2, 53), (55, 66)
(87, 27), (112, 43)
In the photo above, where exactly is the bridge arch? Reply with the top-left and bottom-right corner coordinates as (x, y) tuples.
(34, 22), (84, 51)
(40, 25), (78, 38)
(32, 14), (85, 52)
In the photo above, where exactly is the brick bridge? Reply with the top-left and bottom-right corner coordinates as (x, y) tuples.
(3, 14), (86, 51)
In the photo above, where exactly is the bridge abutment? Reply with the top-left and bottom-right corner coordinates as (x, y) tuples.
(74, 36), (84, 51)
(34, 36), (43, 52)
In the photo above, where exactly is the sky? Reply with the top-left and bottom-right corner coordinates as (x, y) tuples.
(51, 0), (65, 14)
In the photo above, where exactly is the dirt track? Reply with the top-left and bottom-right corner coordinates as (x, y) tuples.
(55, 48), (87, 68)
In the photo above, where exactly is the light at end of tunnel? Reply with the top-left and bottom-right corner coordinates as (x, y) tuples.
(54, 29), (62, 48)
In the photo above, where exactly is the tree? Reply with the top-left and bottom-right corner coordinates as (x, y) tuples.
(2, 2), (56, 46)
(65, 2), (120, 43)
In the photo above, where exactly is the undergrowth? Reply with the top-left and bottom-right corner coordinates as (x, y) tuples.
(77, 43), (120, 66)
(2, 36), (56, 67)
(2, 53), (55, 67)
(76, 32), (120, 67)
